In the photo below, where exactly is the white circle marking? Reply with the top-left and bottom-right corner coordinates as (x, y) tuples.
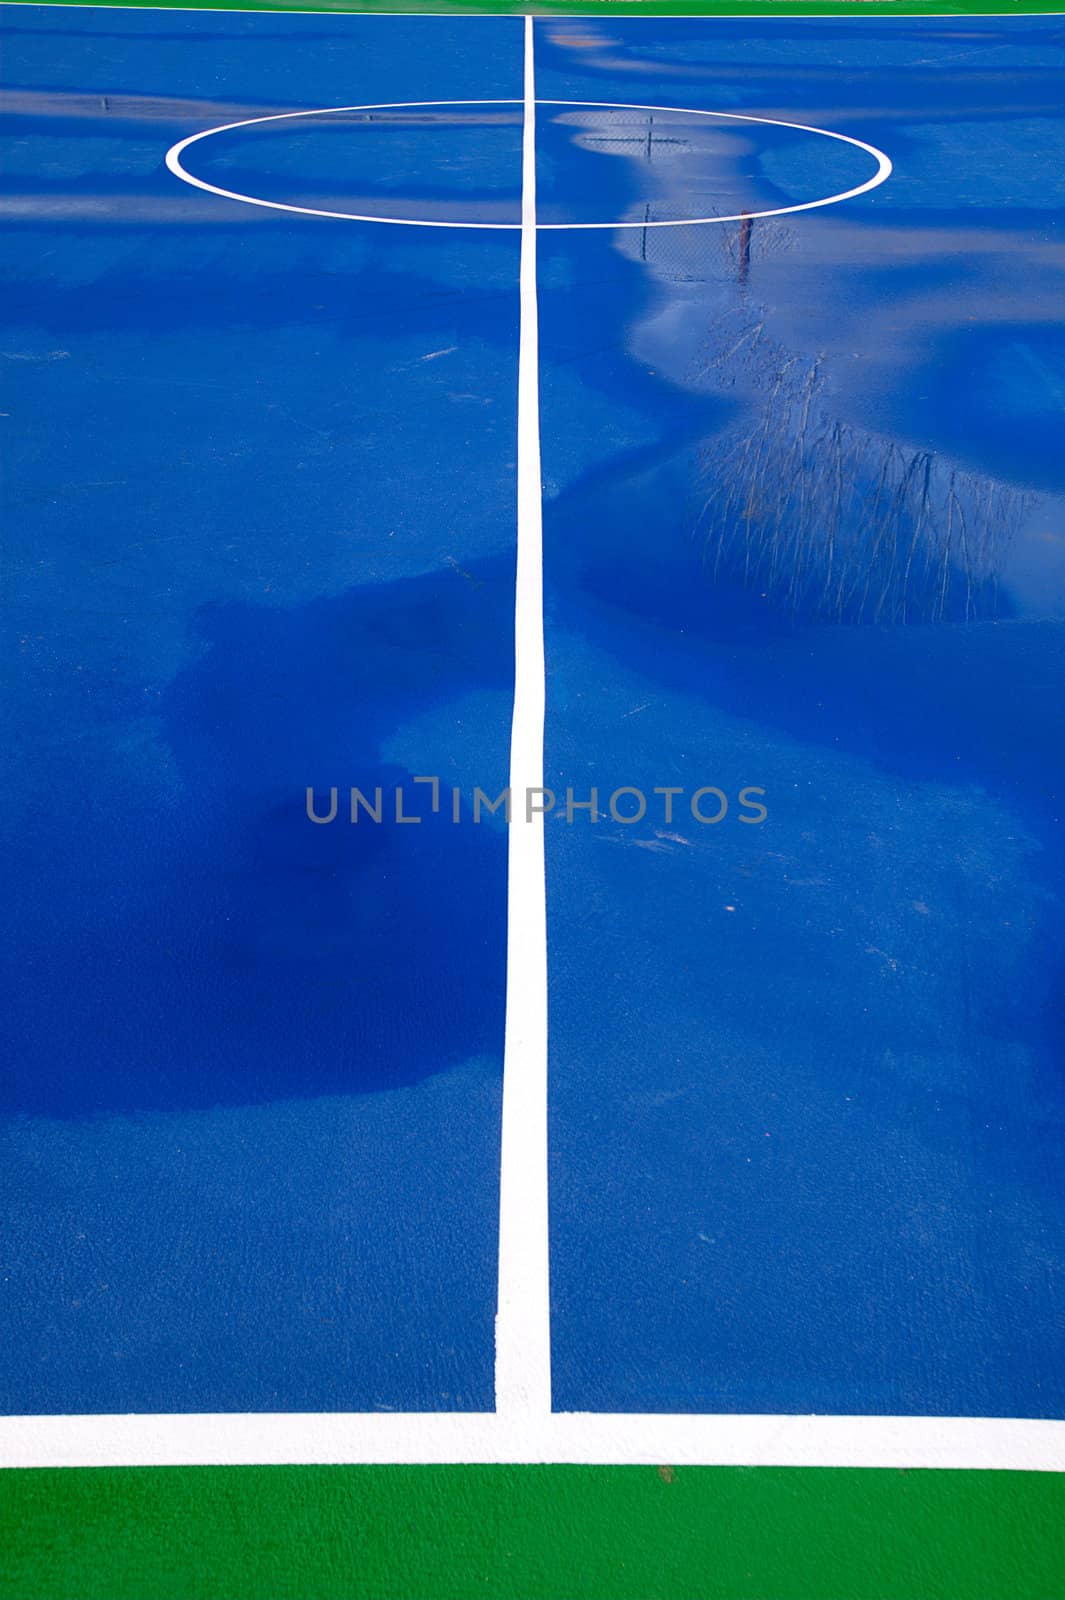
(165, 98), (892, 229)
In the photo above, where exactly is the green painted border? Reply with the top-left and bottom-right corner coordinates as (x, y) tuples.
(2, 0), (1063, 18)
(0, 1464), (1062, 1599)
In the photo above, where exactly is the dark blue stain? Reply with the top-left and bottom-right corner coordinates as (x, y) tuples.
(0, 251), (519, 343)
(4, 560), (514, 1122)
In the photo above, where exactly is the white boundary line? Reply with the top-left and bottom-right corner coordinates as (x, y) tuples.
(0, 1413), (1063, 1469)
(494, 12), (553, 1423)
(1, 2), (1062, 1474)
(164, 99), (892, 228)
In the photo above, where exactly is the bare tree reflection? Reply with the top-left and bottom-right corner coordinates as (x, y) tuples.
(628, 214), (1025, 626)
(696, 328), (1026, 624)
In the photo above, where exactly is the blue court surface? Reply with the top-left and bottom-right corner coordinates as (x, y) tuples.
(2, 7), (1064, 1431)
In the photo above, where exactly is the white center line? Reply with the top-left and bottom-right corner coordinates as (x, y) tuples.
(494, 13), (552, 1424)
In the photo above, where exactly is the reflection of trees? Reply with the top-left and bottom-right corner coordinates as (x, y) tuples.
(696, 327), (1026, 624)
(623, 217), (1025, 627)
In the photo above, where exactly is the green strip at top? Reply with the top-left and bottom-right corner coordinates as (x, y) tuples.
(3, 0), (1063, 17)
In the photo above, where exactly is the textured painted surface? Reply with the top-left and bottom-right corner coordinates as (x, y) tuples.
(2, 4), (1063, 1597)
(1, 8), (524, 1412)
(5, 3), (1062, 1422)
(1, 1465), (1064, 1598)
(539, 14), (1065, 1416)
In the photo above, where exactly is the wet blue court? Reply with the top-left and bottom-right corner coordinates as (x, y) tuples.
(2, 8), (1063, 1422)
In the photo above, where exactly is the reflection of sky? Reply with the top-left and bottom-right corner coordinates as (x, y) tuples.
(765, 116), (1065, 210)
(536, 106), (879, 227)
(4, 6), (1065, 1422)
(543, 19), (1065, 92)
(540, 20), (1065, 621)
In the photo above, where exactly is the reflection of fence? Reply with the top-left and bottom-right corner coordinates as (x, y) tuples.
(576, 111), (691, 164)
(696, 339), (1025, 625)
(623, 206), (792, 284)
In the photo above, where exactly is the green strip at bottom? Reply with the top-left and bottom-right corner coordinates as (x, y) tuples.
(2, 1464), (1063, 1599)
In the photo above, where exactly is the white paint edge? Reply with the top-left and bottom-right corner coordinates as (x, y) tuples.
(0, 1413), (1063, 1469)
(493, 12), (553, 1424)
(165, 98), (891, 229)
